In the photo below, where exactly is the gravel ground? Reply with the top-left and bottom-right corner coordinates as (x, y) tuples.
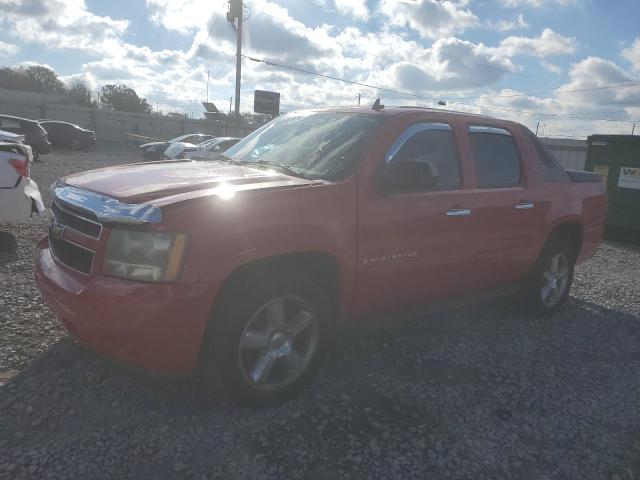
(1, 148), (640, 479)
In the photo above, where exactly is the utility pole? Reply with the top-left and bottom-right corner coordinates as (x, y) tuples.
(535, 121), (540, 136)
(206, 69), (209, 103)
(228, 0), (243, 135)
(229, 97), (232, 116)
(633, 122), (636, 135)
(358, 93), (361, 106)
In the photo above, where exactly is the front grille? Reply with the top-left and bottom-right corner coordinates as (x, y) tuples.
(49, 234), (94, 274)
(49, 197), (101, 274)
(51, 201), (102, 239)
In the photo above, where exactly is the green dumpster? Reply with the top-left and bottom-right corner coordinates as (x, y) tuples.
(585, 134), (640, 234)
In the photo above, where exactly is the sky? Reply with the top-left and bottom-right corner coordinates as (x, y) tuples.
(0, 0), (639, 137)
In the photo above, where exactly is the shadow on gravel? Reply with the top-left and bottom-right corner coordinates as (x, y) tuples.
(0, 230), (17, 265)
(2, 296), (640, 479)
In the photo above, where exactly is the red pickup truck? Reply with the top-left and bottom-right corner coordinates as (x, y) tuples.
(35, 106), (606, 406)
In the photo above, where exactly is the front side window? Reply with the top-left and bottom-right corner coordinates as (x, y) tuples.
(468, 125), (521, 188)
(225, 111), (383, 181)
(385, 123), (461, 191)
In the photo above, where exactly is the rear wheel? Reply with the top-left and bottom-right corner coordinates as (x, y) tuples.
(202, 272), (332, 407)
(523, 238), (574, 316)
(70, 139), (82, 150)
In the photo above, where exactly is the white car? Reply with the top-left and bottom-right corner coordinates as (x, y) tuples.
(163, 137), (241, 160)
(0, 134), (44, 223)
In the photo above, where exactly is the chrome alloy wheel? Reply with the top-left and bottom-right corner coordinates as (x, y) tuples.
(238, 295), (319, 392)
(541, 252), (570, 307)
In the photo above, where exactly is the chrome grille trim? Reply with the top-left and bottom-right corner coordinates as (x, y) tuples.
(52, 183), (162, 224)
(48, 233), (95, 275)
(51, 200), (103, 240)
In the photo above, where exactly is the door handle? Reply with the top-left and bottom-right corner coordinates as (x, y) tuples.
(446, 208), (472, 217)
(514, 201), (534, 210)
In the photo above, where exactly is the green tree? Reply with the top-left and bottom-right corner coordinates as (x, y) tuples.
(99, 84), (152, 113)
(67, 79), (96, 107)
(0, 65), (66, 94)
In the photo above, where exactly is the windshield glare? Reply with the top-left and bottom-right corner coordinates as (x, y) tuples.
(224, 111), (382, 181)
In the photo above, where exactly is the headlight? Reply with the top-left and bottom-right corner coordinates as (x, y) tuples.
(103, 229), (188, 282)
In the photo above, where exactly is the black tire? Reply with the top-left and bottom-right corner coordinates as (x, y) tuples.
(201, 272), (332, 407)
(523, 238), (575, 316)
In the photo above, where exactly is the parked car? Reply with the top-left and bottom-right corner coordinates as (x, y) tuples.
(35, 105), (607, 407)
(0, 140), (44, 223)
(164, 137), (241, 159)
(0, 114), (51, 161)
(0, 128), (24, 144)
(139, 134), (215, 160)
(39, 120), (96, 150)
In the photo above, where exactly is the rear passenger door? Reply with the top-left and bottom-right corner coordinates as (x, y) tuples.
(463, 125), (542, 288)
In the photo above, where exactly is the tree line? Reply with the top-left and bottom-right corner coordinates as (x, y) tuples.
(0, 65), (152, 113)
(0, 64), (277, 126)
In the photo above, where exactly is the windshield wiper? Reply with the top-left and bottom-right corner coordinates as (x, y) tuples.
(203, 153), (238, 164)
(249, 160), (309, 179)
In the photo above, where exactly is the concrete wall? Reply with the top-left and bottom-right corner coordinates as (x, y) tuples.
(0, 88), (255, 142)
(540, 137), (587, 171)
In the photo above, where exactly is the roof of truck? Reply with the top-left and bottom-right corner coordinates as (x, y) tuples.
(309, 104), (519, 126)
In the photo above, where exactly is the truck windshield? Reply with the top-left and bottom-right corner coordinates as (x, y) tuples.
(224, 111), (383, 181)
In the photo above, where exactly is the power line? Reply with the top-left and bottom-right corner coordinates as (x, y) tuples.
(207, 0), (228, 37)
(294, 0), (548, 83)
(249, 9), (640, 101)
(300, 0), (369, 29)
(244, 54), (638, 122)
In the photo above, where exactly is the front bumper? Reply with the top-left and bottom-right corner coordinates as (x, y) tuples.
(35, 239), (216, 374)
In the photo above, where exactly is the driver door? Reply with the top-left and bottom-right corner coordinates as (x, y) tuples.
(355, 121), (479, 317)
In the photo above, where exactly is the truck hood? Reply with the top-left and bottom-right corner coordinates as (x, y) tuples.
(62, 159), (313, 204)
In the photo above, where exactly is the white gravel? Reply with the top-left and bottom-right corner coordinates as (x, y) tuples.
(1, 147), (640, 479)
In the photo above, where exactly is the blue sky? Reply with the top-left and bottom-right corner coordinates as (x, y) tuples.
(0, 0), (639, 137)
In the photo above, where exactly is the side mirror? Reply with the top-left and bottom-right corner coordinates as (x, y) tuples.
(381, 159), (439, 192)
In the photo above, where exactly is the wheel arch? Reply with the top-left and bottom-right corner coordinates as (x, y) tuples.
(214, 251), (342, 319)
(543, 220), (584, 261)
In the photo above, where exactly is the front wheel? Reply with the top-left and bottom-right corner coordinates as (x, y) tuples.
(524, 239), (574, 316)
(202, 272), (332, 407)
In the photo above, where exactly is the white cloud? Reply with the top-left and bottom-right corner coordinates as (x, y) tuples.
(487, 13), (529, 32)
(500, 28), (576, 58)
(622, 38), (640, 71)
(0, 40), (18, 57)
(499, 0), (579, 7)
(333, 0), (368, 20)
(0, 0), (128, 54)
(541, 61), (562, 74)
(146, 0), (215, 33)
(380, 0), (478, 39)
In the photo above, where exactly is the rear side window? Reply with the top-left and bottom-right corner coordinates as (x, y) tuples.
(525, 129), (559, 167)
(468, 126), (520, 188)
(386, 123), (461, 190)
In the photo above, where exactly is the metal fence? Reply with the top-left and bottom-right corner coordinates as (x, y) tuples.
(0, 88), (255, 142)
(540, 137), (587, 171)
